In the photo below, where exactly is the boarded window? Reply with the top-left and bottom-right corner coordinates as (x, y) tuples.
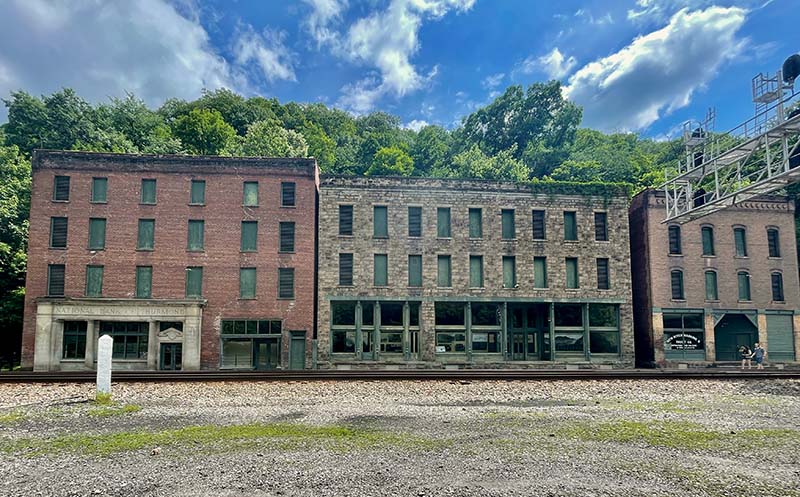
(768, 228), (780, 258)
(408, 207), (422, 237)
(532, 210), (546, 240)
(50, 217), (68, 248)
(671, 270), (684, 300)
(566, 257), (579, 289)
(374, 254), (388, 286)
(190, 180), (205, 204)
(339, 253), (353, 286)
(734, 227), (747, 257)
(48, 264), (65, 296)
(137, 219), (155, 250)
(501, 209), (515, 240)
(240, 221), (257, 252)
(564, 212), (577, 241)
(279, 222), (295, 252)
(240, 268), (256, 299)
(437, 255), (451, 287)
(281, 182), (296, 207)
(243, 181), (258, 206)
(141, 179), (156, 204)
(701, 226), (715, 256)
(503, 256), (516, 288)
(469, 255), (483, 288)
(534, 257), (547, 288)
(738, 271), (751, 300)
(437, 208), (451, 238)
(62, 321), (87, 359)
(594, 212), (608, 241)
(772, 272), (784, 301)
(185, 267), (203, 298)
(88, 218), (106, 250)
(91, 177), (107, 203)
(408, 255), (422, 287)
(278, 268), (294, 299)
(373, 206), (388, 237)
(136, 266), (152, 298)
(85, 265), (104, 297)
(339, 205), (353, 235)
(597, 258), (610, 290)
(188, 220), (204, 251)
(705, 271), (718, 300)
(668, 225), (681, 254)
(53, 176), (70, 201)
(468, 208), (482, 238)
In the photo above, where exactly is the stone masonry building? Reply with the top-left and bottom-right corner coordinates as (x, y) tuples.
(629, 189), (800, 367)
(23, 151), (318, 371)
(317, 176), (634, 368)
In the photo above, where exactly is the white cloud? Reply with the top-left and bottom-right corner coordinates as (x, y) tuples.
(481, 73), (505, 89)
(564, 7), (747, 132)
(575, 8), (613, 25)
(404, 119), (429, 131)
(233, 26), (297, 83)
(532, 48), (578, 80)
(301, 0), (348, 47)
(627, 0), (762, 23)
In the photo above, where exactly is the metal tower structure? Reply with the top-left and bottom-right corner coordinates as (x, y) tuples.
(661, 55), (800, 223)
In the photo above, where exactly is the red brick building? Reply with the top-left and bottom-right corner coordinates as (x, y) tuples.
(23, 151), (318, 371)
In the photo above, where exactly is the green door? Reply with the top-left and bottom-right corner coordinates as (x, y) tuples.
(767, 314), (795, 362)
(253, 338), (280, 370)
(289, 331), (306, 370)
(159, 343), (182, 371)
(714, 314), (758, 361)
(508, 305), (542, 361)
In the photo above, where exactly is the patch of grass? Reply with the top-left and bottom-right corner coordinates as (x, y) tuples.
(87, 404), (142, 418)
(602, 400), (702, 414)
(0, 412), (25, 426)
(0, 423), (445, 457)
(93, 393), (113, 406)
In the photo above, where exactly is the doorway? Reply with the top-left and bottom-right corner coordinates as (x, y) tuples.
(714, 314), (758, 361)
(253, 337), (280, 370)
(508, 304), (549, 361)
(289, 331), (306, 370)
(159, 343), (182, 371)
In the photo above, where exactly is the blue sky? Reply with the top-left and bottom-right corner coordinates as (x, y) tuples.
(0, 0), (796, 138)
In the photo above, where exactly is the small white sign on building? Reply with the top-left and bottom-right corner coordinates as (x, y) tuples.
(96, 334), (113, 395)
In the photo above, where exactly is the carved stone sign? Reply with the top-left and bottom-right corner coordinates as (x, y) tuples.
(96, 335), (113, 395)
(54, 305), (188, 317)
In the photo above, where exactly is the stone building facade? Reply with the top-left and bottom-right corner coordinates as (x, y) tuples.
(629, 189), (800, 367)
(317, 176), (634, 369)
(23, 151), (318, 371)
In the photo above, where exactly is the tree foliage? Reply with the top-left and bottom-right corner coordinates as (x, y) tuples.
(173, 108), (236, 155)
(366, 146), (414, 176)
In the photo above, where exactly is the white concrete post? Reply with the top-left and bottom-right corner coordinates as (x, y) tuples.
(96, 335), (113, 396)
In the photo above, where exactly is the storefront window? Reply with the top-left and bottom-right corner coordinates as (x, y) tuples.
(663, 312), (704, 360)
(589, 304), (620, 355)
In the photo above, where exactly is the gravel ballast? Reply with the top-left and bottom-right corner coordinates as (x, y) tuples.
(1, 379), (799, 497)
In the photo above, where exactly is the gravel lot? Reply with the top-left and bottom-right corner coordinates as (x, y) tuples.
(1, 379), (799, 497)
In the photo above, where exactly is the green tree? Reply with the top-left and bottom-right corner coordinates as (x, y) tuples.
(433, 144), (527, 182)
(101, 93), (164, 150)
(301, 122), (336, 172)
(366, 146), (414, 176)
(224, 120), (309, 158)
(410, 125), (452, 176)
(193, 89), (278, 136)
(172, 108), (236, 155)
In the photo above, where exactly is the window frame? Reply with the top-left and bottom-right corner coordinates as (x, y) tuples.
(85, 265), (104, 297)
(239, 267), (257, 300)
(469, 255), (484, 288)
(339, 253), (354, 286)
(53, 176), (70, 202)
(670, 269), (685, 300)
(563, 211), (577, 241)
(701, 225), (715, 256)
(668, 225), (682, 255)
(502, 255), (517, 288)
(373, 205), (388, 238)
(338, 205), (353, 236)
(50, 217), (68, 249)
(737, 270), (751, 301)
(243, 181), (259, 207)
(565, 257), (579, 289)
(408, 254), (423, 287)
(187, 220), (205, 252)
(279, 221), (295, 253)
(733, 226), (748, 257)
(437, 207), (452, 238)
(140, 178), (157, 205)
(190, 179), (206, 205)
(532, 209), (546, 240)
(278, 268), (295, 299)
(281, 182), (296, 207)
(704, 270), (718, 301)
(91, 177), (108, 203)
(533, 256), (548, 289)
(48, 264), (66, 297)
(594, 212), (608, 242)
(135, 266), (152, 299)
(596, 257), (610, 290)
(468, 208), (483, 239)
(373, 254), (388, 287)
(408, 206), (422, 238)
(767, 227), (781, 258)
(185, 266), (203, 298)
(88, 218), (107, 250)
(137, 219), (155, 251)
(437, 255), (452, 287)
(501, 209), (516, 240)
(771, 271), (785, 302)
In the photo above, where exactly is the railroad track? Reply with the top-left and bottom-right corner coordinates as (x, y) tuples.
(0, 369), (799, 383)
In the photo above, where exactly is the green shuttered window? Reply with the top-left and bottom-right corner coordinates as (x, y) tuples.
(597, 258), (610, 290)
(53, 176), (70, 201)
(374, 254), (388, 286)
(188, 220), (204, 251)
(137, 219), (155, 250)
(566, 258), (579, 289)
(240, 268), (256, 299)
(339, 253), (353, 286)
(50, 217), (68, 248)
(281, 182), (295, 207)
(534, 257), (547, 288)
(241, 221), (257, 252)
(501, 209), (515, 240)
(279, 222), (295, 252)
(190, 180), (206, 205)
(408, 255), (422, 287)
(373, 206), (388, 238)
(734, 227), (747, 257)
(85, 265), (104, 297)
(671, 270), (684, 300)
(705, 271), (718, 300)
(339, 205), (353, 235)
(772, 272), (784, 301)
(594, 212), (608, 241)
(91, 177), (107, 203)
(768, 228), (780, 258)
(502, 256), (516, 288)
(701, 226), (715, 256)
(88, 218), (106, 250)
(185, 267), (203, 298)
(738, 271), (751, 300)
(437, 255), (451, 287)
(469, 208), (482, 238)
(437, 207), (451, 238)
(469, 255), (483, 288)
(243, 182), (259, 206)
(408, 207), (422, 237)
(532, 210), (546, 240)
(278, 268), (294, 299)
(48, 264), (65, 296)
(668, 225), (681, 254)
(136, 266), (152, 298)
(564, 212), (577, 241)
(141, 179), (156, 204)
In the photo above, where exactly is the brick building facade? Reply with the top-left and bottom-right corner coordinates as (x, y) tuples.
(23, 151), (318, 371)
(317, 176), (634, 368)
(629, 189), (800, 366)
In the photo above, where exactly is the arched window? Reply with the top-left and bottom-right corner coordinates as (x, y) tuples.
(704, 270), (718, 300)
(771, 272), (784, 302)
(767, 228), (781, 258)
(668, 225), (682, 255)
(701, 226), (715, 256)
(737, 271), (751, 301)
(670, 270), (684, 300)
(733, 227), (748, 257)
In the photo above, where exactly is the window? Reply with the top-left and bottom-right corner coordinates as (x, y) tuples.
(565, 257), (579, 289)
(594, 212), (608, 241)
(374, 254), (388, 286)
(408, 207), (422, 237)
(373, 206), (388, 238)
(737, 271), (751, 301)
(768, 228), (780, 258)
(471, 303), (501, 354)
(190, 180), (205, 205)
(48, 264), (65, 296)
(564, 211), (577, 241)
(53, 176), (70, 201)
(701, 226), (715, 256)
(100, 321), (148, 360)
(503, 256), (516, 288)
(137, 219), (155, 250)
(338, 253), (353, 286)
(589, 304), (619, 354)
(91, 177), (107, 203)
(331, 302), (357, 354)
(140, 179), (156, 204)
(772, 272), (784, 301)
(185, 267), (203, 298)
(734, 227), (747, 257)
(279, 222), (295, 252)
(136, 266), (152, 298)
(501, 209), (515, 240)
(705, 270), (718, 300)
(50, 217), (68, 248)
(85, 265), (103, 297)
(240, 268), (256, 299)
(437, 255), (451, 287)
(671, 270), (684, 300)
(596, 258), (610, 290)
(240, 221), (257, 252)
(188, 220), (204, 251)
(243, 181), (259, 206)
(469, 255), (483, 288)
(554, 304), (583, 353)
(88, 218), (106, 250)
(532, 210), (546, 240)
(408, 255), (422, 287)
(437, 207), (451, 238)
(62, 321), (86, 359)
(339, 205), (353, 235)
(278, 268), (294, 299)
(435, 302), (466, 353)
(469, 208), (482, 238)
(663, 312), (704, 360)
(668, 225), (682, 255)
(534, 257), (547, 288)
(281, 182), (295, 207)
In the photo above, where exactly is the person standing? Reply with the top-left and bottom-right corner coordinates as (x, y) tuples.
(752, 343), (766, 370)
(739, 345), (752, 370)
